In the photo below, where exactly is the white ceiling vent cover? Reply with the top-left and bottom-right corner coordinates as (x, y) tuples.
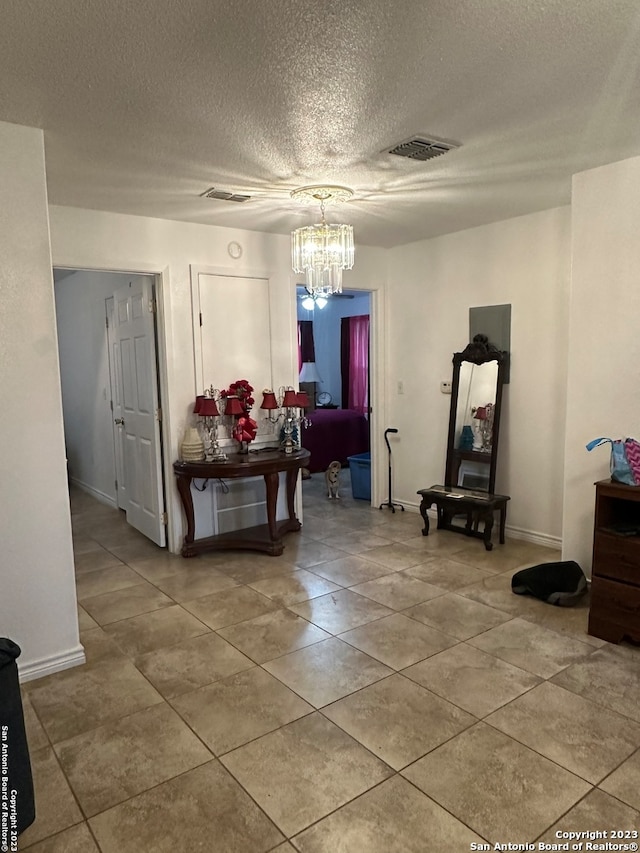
(387, 136), (460, 161)
(200, 187), (252, 202)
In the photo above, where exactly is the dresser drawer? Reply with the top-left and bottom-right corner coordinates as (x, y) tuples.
(592, 531), (640, 585)
(589, 576), (640, 635)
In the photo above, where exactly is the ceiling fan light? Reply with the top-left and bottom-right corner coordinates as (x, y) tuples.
(301, 296), (315, 310)
(315, 296), (327, 309)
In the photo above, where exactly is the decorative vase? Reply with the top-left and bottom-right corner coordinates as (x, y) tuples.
(180, 427), (205, 462)
(459, 425), (474, 451)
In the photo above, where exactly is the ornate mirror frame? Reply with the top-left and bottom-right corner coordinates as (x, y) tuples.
(444, 335), (508, 495)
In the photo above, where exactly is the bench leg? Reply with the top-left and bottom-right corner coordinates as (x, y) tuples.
(499, 504), (507, 544)
(419, 498), (431, 536)
(482, 510), (494, 551)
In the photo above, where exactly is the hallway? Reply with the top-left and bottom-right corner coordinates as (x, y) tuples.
(18, 484), (640, 850)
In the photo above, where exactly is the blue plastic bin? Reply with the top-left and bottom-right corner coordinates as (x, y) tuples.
(347, 452), (371, 500)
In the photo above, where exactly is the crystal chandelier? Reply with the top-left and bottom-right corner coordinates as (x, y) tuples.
(291, 185), (354, 296)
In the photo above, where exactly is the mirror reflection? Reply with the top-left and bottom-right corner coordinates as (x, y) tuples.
(444, 335), (507, 495)
(454, 362), (498, 455)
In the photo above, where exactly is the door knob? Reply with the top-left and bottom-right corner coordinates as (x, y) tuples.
(114, 418), (125, 426)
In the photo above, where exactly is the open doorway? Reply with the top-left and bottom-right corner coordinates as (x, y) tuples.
(54, 268), (167, 547)
(296, 287), (373, 507)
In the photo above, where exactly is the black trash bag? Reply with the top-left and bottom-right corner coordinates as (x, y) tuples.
(511, 561), (588, 607)
(0, 638), (36, 837)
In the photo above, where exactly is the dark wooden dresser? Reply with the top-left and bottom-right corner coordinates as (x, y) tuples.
(588, 479), (640, 644)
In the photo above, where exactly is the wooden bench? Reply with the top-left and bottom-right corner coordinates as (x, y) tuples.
(417, 485), (510, 551)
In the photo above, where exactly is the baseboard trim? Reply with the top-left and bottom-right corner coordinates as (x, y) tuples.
(69, 477), (117, 509)
(504, 525), (562, 550)
(18, 644), (86, 683)
(395, 500), (420, 514)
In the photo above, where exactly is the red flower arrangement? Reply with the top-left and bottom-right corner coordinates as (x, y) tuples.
(220, 379), (257, 446)
(219, 379), (255, 410)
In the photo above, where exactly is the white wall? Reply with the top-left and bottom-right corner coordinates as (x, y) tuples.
(48, 206), (388, 546)
(0, 121), (82, 679)
(562, 155), (640, 572)
(387, 207), (571, 545)
(55, 270), (154, 505)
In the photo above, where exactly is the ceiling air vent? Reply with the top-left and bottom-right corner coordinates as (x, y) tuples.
(200, 187), (252, 202)
(387, 136), (460, 161)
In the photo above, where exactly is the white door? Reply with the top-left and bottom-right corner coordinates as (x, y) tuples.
(112, 278), (166, 546)
(196, 273), (273, 396)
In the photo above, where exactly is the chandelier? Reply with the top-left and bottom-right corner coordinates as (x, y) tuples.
(291, 185), (354, 296)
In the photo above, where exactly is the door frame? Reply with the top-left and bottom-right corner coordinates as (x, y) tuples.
(54, 263), (175, 552)
(291, 275), (386, 508)
(367, 284), (386, 508)
(104, 294), (126, 510)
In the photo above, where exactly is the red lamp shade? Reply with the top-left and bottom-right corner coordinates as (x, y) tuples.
(474, 406), (488, 420)
(224, 396), (244, 416)
(260, 391), (279, 410)
(295, 391), (310, 409)
(193, 395), (206, 414)
(198, 397), (219, 417)
(282, 388), (298, 407)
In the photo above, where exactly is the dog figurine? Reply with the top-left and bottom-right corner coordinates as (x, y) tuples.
(325, 461), (341, 499)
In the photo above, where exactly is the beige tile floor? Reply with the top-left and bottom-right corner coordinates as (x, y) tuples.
(18, 477), (640, 851)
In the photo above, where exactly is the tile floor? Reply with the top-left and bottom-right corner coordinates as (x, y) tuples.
(18, 476), (640, 851)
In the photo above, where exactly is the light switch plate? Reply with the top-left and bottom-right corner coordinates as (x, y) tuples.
(440, 381), (452, 394)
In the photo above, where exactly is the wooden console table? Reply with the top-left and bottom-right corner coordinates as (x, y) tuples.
(417, 485), (510, 551)
(174, 448), (310, 557)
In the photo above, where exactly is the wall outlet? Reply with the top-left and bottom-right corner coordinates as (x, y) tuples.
(440, 381), (452, 394)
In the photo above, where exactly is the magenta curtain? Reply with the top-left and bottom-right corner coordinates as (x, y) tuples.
(348, 315), (369, 414)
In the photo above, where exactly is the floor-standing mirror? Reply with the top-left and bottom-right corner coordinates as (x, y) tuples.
(417, 334), (510, 551)
(445, 335), (508, 494)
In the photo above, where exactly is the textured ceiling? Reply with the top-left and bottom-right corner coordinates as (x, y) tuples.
(2, 1), (640, 247)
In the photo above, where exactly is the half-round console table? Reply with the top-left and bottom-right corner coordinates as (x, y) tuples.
(174, 448), (310, 557)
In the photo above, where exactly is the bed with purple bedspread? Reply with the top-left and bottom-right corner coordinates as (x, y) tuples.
(301, 408), (370, 473)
